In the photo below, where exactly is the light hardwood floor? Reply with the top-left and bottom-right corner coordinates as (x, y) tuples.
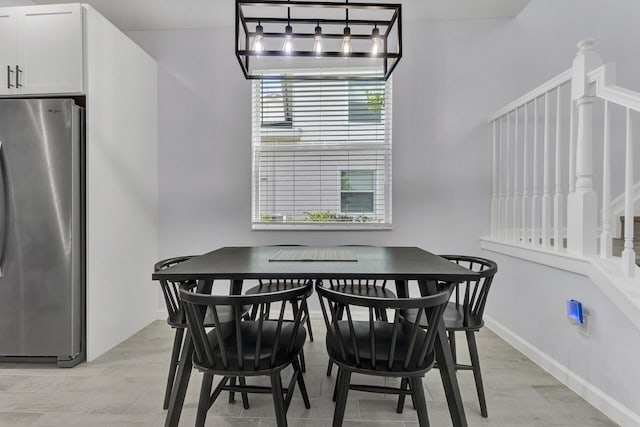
(0, 320), (617, 426)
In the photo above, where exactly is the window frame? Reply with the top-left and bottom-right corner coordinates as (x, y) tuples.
(251, 75), (392, 230)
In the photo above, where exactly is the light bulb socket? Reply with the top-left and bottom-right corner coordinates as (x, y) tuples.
(371, 27), (379, 38)
(285, 25), (293, 36)
(343, 27), (351, 37)
(315, 25), (322, 36)
(256, 24), (264, 35)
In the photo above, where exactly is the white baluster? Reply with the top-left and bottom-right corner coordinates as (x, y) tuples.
(568, 100), (576, 194)
(554, 86), (564, 251)
(531, 97), (540, 246)
(511, 108), (520, 243)
(567, 39), (601, 255)
(600, 101), (612, 258)
(505, 112), (512, 241)
(498, 116), (504, 239)
(491, 120), (498, 238)
(542, 92), (552, 248)
(622, 108), (635, 276)
(521, 102), (529, 244)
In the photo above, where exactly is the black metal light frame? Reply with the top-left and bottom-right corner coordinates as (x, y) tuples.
(235, 0), (402, 81)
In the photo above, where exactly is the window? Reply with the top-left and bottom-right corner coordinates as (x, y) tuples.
(341, 170), (374, 214)
(252, 76), (392, 229)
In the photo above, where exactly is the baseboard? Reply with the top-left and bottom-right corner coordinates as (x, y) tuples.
(485, 315), (639, 427)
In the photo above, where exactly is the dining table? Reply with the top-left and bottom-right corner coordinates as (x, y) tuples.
(152, 245), (481, 427)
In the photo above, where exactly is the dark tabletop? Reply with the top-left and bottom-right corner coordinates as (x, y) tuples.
(152, 246), (478, 282)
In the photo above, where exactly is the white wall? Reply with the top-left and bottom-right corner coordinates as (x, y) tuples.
(85, 7), (158, 361)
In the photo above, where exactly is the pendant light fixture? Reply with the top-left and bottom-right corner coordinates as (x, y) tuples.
(313, 22), (323, 56)
(282, 5), (294, 53)
(371, 25), (381, 55)
(252, 21), (264, 54)
(235, 0), (402, 81)
(341, 0), (352, 55)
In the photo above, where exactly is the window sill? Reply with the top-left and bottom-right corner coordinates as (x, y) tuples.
(252, 222), (392, 231)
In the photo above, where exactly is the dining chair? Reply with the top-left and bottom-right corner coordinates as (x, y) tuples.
(154, 256), (250, 410)
(180, 280), (312, 427)
(324, 278), (396, 376)
(316, 280), (451, 427)
(397, 255), (498, 418)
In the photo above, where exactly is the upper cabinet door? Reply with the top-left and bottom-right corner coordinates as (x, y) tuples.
(17, 4), (83, 95)
(0, 9), (18, 96)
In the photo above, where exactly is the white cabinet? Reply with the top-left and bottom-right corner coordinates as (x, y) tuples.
(0, 4), (83, 96)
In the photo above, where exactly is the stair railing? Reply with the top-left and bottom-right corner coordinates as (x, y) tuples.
(489, 38), (640, 277)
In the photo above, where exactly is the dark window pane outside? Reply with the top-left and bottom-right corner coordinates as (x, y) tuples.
(341, 192), (374, 213)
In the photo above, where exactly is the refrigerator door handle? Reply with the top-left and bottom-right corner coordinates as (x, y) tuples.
(0, 140), (6, 276)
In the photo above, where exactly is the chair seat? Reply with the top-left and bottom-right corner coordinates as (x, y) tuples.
(400, 302), (484, 331)
(195, 320), (307, 372)
(325, 320), (434, 373)
(329, 285), (396, 299)
(167, 305), (251, 329)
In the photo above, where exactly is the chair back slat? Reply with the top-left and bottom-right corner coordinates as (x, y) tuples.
(287, 296), (307, 354)
(183, 298), (216, 368)
(387, 311), (400, 370)
(254, 303), (265, 370)
(209, 305), (228, 369)
(402, 307), (423, 370)
(344, 306), (360, 367)
(368, 308), (376, 369)
(234, 305), (244, 369)
(269, 300), (288, 366)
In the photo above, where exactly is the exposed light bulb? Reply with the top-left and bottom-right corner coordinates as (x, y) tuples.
(371, 26), (381, 55)
(313, 24), (323, 56)
(253, 24), (264, 54)
(342, 27), (352, 55)
(282, 25), (294, 53)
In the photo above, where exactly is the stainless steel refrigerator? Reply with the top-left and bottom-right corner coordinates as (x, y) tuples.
(0, 98), (84, 367)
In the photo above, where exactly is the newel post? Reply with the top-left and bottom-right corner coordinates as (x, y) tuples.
(567, 39), (602, 255)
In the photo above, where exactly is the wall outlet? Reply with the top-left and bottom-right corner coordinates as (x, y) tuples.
(578, 313), (590, 337)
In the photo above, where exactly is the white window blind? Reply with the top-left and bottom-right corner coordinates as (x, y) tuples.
(252, 77), (392, 229)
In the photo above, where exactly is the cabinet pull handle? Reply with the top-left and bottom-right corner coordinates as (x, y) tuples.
(15, 65), (22, 88)
(6, 66), (13, 89)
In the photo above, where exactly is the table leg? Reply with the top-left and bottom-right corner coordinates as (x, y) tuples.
(419, 279), (467, 427)
(164, 332), (194, 427)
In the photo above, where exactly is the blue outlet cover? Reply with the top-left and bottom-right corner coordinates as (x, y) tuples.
(566, 299), (583, 325)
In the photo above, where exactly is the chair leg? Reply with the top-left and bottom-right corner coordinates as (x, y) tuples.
(270, 373), (288, 427)
(293, 358), (311, 409)
(466, 330), (488, 418)
(326, 360), (333, 376)
(396, 377), (409, 413)
(332, 368), (341, 402)
(299, 349), (306, 373)
(196, 373), (214, 427)
(333, 369), (351, 427)
(409, 376), (430, 427)
(449, 330), (457, 364)
(238, 377), (250, 409)
(304, 305), (314, 342)
(228, 376), (236, 403)
(163, 327), (184, 410)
